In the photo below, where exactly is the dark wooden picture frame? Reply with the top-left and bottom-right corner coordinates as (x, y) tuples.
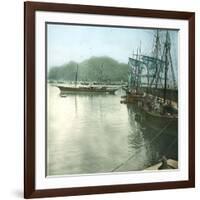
(24, 1), (195, 198)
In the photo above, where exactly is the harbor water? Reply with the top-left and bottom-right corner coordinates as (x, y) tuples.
(47, 84), (178, 176)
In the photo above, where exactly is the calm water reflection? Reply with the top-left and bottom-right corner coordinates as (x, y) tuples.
(47, 85), (178, 176)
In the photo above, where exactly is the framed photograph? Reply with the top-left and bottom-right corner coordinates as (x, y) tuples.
(24, 1), (195, 198)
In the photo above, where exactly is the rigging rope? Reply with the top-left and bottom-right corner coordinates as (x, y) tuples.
(111, 120), (174, 172)
(164, 137), (178, 157)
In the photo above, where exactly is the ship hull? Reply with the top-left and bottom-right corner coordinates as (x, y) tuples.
(121, 94), (145, 103)
(57, 86), (118, 94)
(126, 103), (178, 136)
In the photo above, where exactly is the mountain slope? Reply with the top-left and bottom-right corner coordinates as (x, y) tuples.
(48, 56), (128, 82)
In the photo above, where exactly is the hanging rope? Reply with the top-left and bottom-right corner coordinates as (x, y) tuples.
(111, 120), (173, 172)
(164, 136), (178, 158)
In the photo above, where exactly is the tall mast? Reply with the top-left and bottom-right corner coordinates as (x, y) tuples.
(99, 63), (104, 83)
(136, 48), (139, 92)
(153, 29), (161, 89)
(163, 31), (170, 103)
(75, 64), (79, 87)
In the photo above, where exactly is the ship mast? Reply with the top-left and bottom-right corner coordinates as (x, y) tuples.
(128, 52), (144, 93)
(75, 64), (79, 87)
(150, 29), (162, 89)
(128, 40), (144, 94)
(162, 31), (176, 103)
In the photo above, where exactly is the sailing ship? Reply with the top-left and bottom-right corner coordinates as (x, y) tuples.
(121, 43), (146, 103)
(142, 31), (178, 119)
(122, 30), (178, 119)
(57, 64), (118, 95)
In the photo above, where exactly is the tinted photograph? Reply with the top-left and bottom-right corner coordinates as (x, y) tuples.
(46, 23), (178, 176)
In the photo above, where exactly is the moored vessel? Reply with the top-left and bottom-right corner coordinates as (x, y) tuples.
(56, 64), (119, 95)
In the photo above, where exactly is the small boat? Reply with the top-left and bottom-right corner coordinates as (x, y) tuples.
(145, 157), (178, 170)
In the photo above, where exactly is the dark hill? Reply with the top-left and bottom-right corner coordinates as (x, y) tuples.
(48, 56), (128, 82)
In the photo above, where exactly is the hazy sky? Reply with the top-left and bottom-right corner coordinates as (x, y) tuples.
(47, 23), (178, 69)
